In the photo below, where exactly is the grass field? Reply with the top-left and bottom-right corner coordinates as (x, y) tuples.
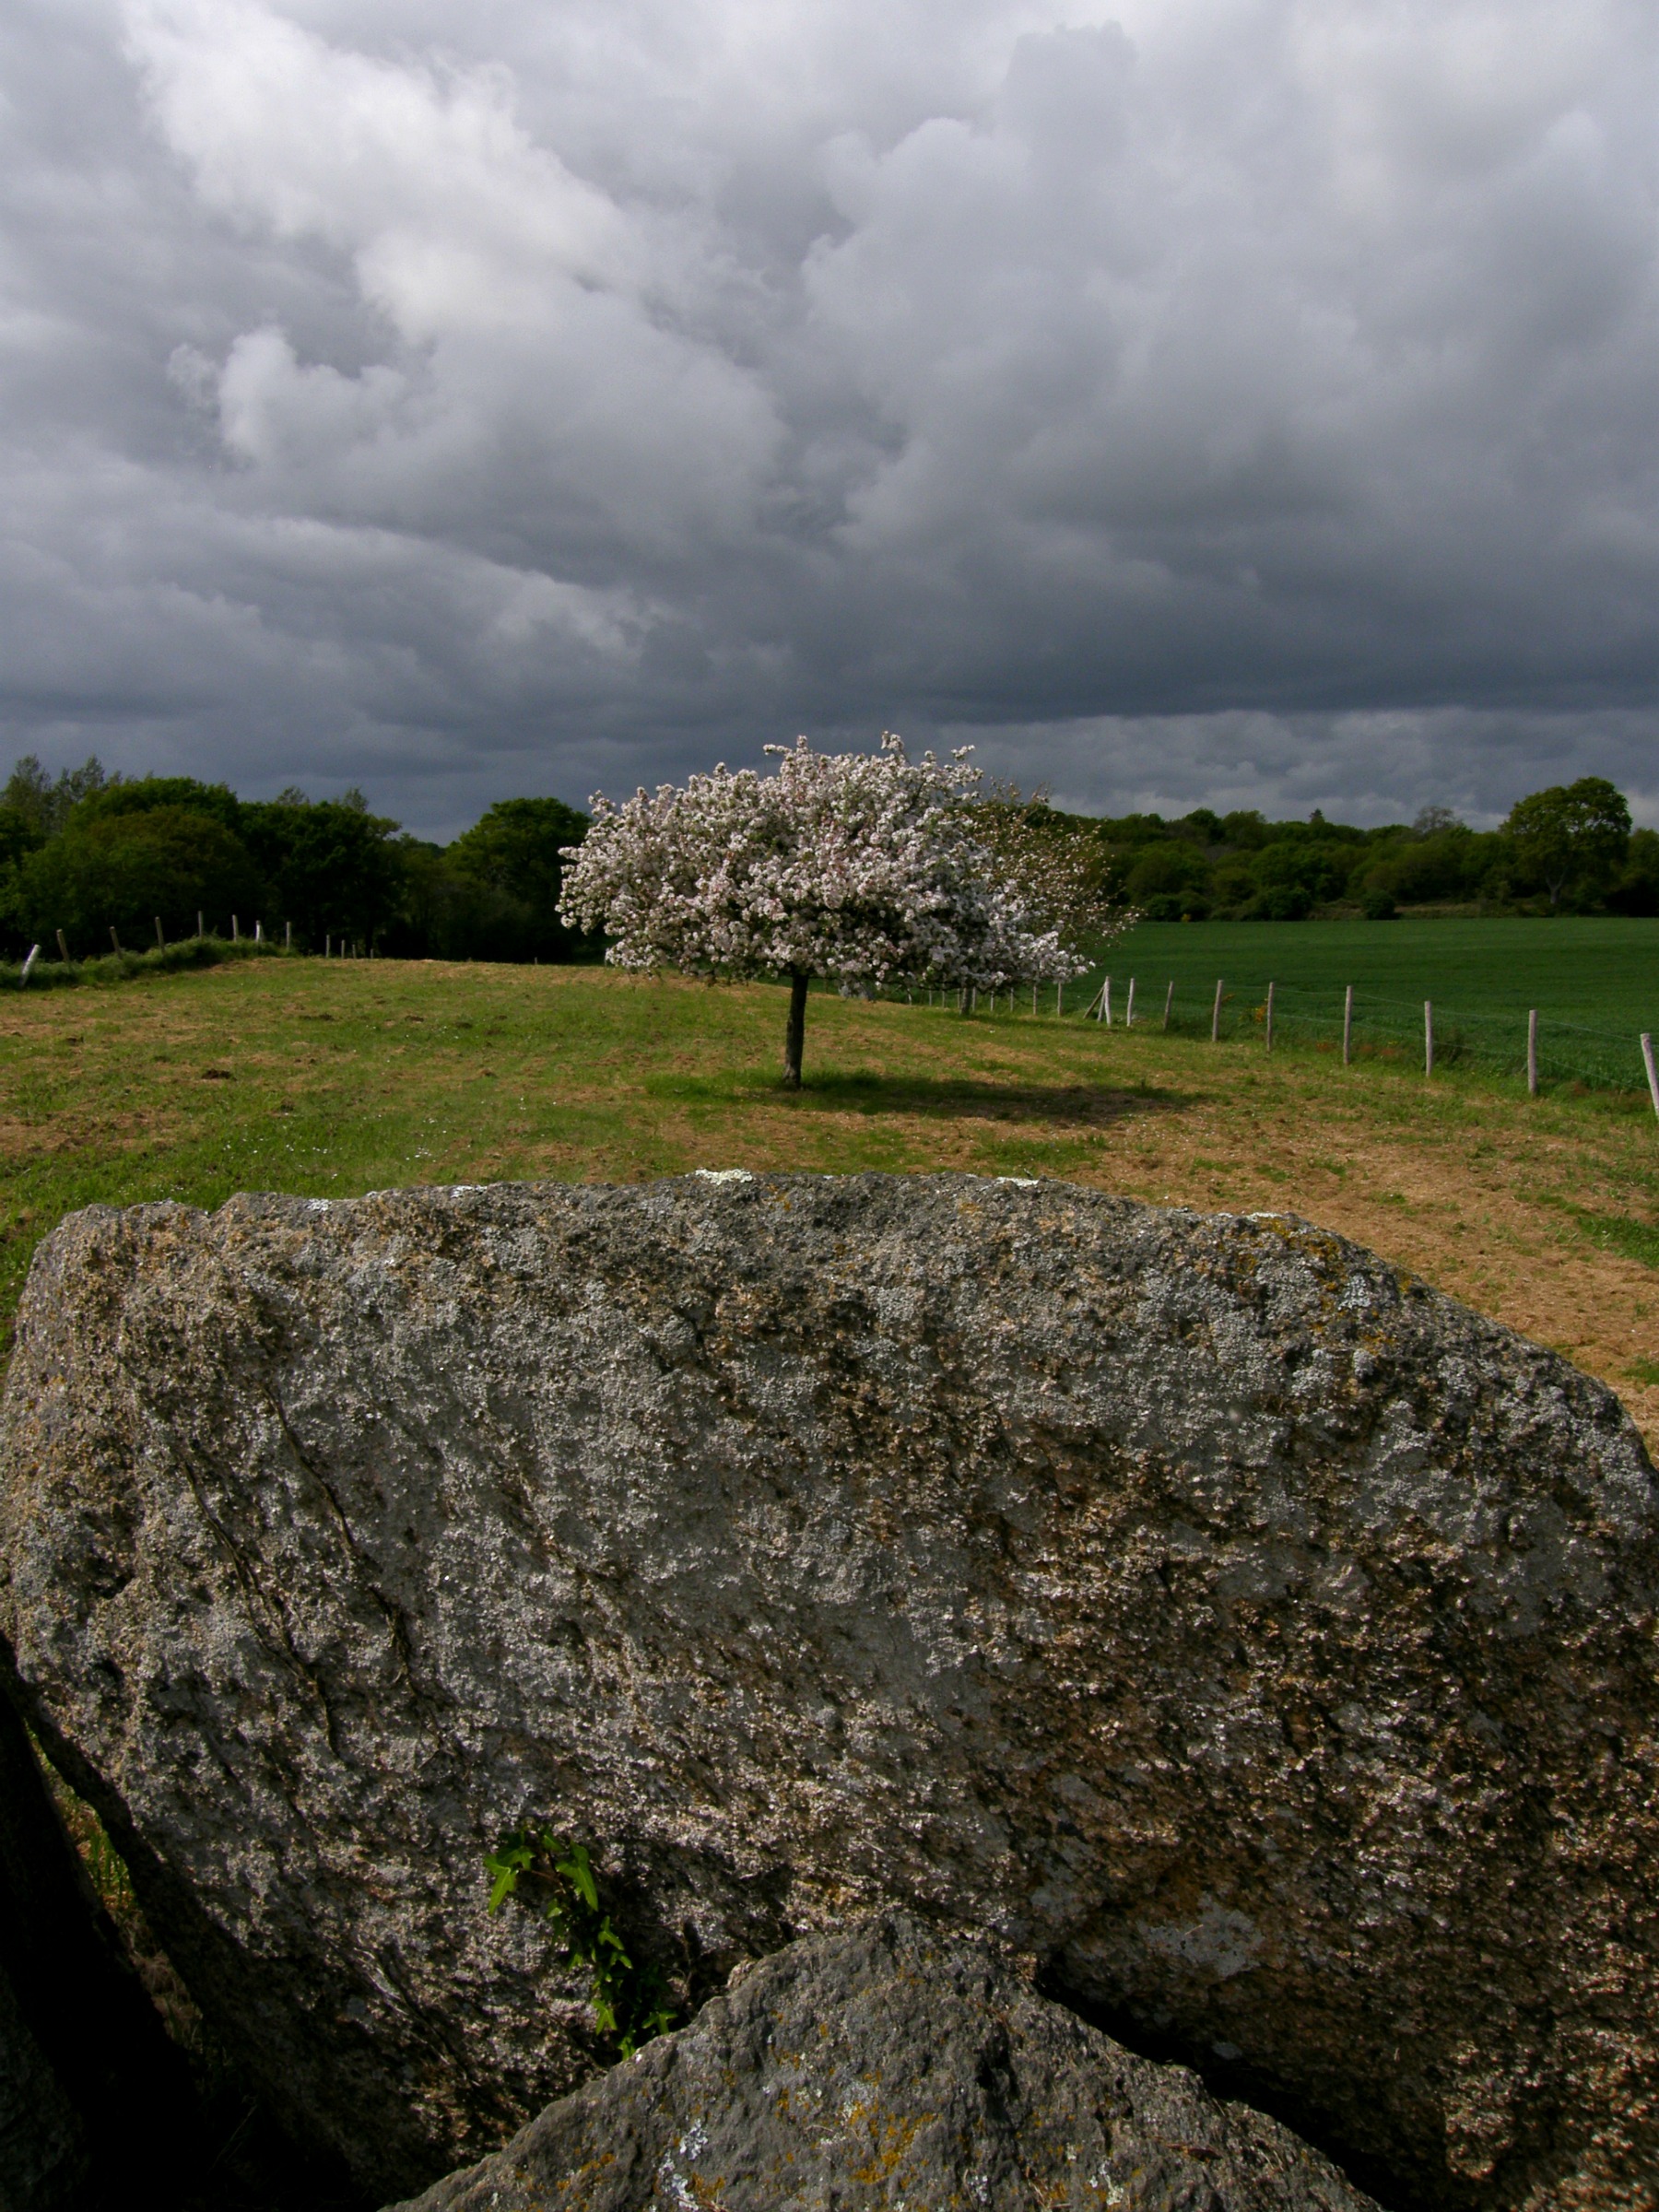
(4, 950), (1659, 1456)
(1071, 915), (1659, 1089)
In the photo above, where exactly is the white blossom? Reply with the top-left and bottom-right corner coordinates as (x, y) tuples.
(559, 735), (1102, 995)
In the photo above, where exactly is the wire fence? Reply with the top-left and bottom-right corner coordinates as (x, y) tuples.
(877, 971), (1659, 1097)
(12, 944), (1649, 1096)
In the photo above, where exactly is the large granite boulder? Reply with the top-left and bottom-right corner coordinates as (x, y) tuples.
(388, 1911), (1383, 2212)
(1, 1174), (1656, 2211)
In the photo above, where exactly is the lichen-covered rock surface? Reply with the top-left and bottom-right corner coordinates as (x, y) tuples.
(1, 1172), (1656, 2210)
(388, 1911), (1383, 2212)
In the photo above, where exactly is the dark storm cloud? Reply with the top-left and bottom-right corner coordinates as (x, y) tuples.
(4, 0), (1659, 830)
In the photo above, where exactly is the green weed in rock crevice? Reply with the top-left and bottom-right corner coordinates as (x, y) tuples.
(486, 1829), (677, 2058)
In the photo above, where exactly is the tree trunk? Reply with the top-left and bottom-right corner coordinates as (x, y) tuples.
(783, 970), (809, 1089)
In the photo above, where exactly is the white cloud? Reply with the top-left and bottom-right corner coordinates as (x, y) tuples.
(0, 0), (1654, 828)
(124, 0), (784, 559)
(125, 0), (636, 295)
(210, 328), (408, 465)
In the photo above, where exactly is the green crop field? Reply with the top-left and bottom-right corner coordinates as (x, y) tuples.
(1065, 916), (1659, 1090)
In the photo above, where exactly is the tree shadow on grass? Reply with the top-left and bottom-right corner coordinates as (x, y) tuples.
(649, 1068), (1193, 1127)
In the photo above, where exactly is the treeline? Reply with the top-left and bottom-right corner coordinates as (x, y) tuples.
(1030, 776), (1658, 921)
(2, 757), (1652, 965)
(0, 759), (595, 962)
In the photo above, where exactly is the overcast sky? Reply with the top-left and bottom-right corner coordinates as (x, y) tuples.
(5, 0), (1659, 833)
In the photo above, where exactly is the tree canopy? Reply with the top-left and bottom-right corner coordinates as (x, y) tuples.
(0, 749), (1653, 964)
(0, 763), (589, 959)
(1500, 778), (1631, 909)
(559, 736), (1106, 1086)
(10, 806), (262, 948)
(239, 791), (404, 949)
(440, 796), (594, 961)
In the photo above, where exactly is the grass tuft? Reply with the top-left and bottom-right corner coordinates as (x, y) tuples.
(2, 936), (292, 992)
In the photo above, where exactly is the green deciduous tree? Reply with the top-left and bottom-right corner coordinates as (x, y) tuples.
(1355, 819), (1494, 909)
(74, 776), (243, 836)
(1501, 778), (1630, 909)
(1124, 840), (1212, 916)
(441, 795), (593, 960)
(1249, 839), (1351, 916)
(240, 790), (402, 949)
(1609, 827), (1659, 916)
(0, 760), (109, 933)
(1, 755), (111, 839)
(8, 806), (262, 950)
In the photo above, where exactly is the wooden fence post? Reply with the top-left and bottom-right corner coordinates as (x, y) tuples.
(1424, 1001), (1434, 1079)
(231, 915), (240, 942)
(1101, 978), (1111, 1026)
(1343, 984), (1353, 1065)
(1056, 982), (1064, 1017)
(1527, 1009), (1538, 1098)
(1642, 1033), (1659, 1120)
(1125, 977), (1136, 1028)
(1211, 979), (1224, 1042)
(19, 944), (38, 986)
(109, 926), (121, 954)
(56, 930), (68, 963)
(154, 917), (164, 947)
(1265, 982), (1275, 1052)
(196, 911), (204, 938)
(286, 920), (292, 948)
(1163, 980), (1174, 1030)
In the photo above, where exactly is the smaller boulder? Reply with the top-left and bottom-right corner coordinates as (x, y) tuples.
(0, 1966), (88, 2212)
(387, 1913), (1381, 2212)
(0, 1690), (199, 2212)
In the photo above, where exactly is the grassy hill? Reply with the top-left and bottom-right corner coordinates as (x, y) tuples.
(2, 950), (1658, 1456)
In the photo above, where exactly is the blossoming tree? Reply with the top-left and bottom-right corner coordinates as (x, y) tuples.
(559, 735), (1122, 1087)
